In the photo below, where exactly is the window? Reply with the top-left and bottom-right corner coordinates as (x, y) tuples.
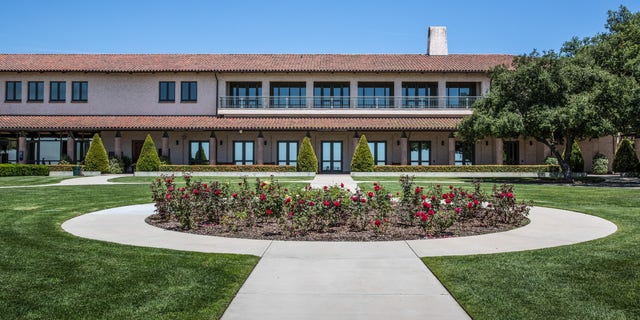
(503, 141), (519, 165)
(409, 141), (431, 165)
(455, 141), (475, 165)
(189, 141), (210, 164)
(181, 81), (197, 102)
(72, 81), (88, 102)
(227, 82), (262, 107)
(446, 82), (477, 107)
(50, 81), (66, 102)
(28, 81), (44, 101)
(5, 81), (21, 102)
(313, 82), (350, 108)
(159, 81), (175, 102)
(402, 82), (437, 108)
(234, 141), (254, 165)
(277, 141), (298, 166)
(270, 82), (306, 108)
(367, 141), (386, 165)
(321, 141), (342, 172)
(357, 82), (393, 108)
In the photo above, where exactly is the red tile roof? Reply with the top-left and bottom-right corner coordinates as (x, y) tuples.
(0, 115), (461, 131)
(0, 54), (512, 73)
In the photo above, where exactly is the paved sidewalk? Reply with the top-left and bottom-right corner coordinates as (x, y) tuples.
(309, 174), (358, 191)
(62, 203), (616, 319)
(56, 174), (132, 186)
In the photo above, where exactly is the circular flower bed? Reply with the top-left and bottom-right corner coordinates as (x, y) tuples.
(148, 175), (531, 241)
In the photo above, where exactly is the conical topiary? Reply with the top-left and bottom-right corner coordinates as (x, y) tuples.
(351, 134), (374, 172)
(612, 139), (639, 173)
(84, 133), (109, 173)
(296, 136), (318, 173)
(136, 134), (161, 171)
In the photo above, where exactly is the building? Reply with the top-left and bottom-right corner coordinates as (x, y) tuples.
(0, 27), (621, 172)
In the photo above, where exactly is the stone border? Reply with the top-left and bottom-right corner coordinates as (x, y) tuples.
(134, 171), (316, 177)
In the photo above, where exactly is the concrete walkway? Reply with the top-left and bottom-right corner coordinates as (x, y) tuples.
(309, 174), (358, 191)
(62, 204), (616, 319)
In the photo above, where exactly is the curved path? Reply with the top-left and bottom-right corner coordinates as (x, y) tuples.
(62, 204), (616, 320)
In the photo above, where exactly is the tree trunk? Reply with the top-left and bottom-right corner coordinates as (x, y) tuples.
(560, 137), (575, 181)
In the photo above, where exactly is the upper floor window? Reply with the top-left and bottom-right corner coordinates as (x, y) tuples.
(28, 81), (44, 102)
(270, 82), (306, 108)
(313, 82), (349, 108)
(72, 81), (88, 102)
(181, 81), (197, 102)
(446, 82), (477, 108)
(50, 81), (66, 102)
(227, 82), (262, 108)
(159, 81), (175, 102)
(402, 82), (437, 108)
(5, 81), (21, 102)
(358, 82), (393, 108)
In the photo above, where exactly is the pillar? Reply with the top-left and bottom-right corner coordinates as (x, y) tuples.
(448, 136), (456, 165)
(306, 80), (313, 108)
(437, 79), (447, 108)
(350, 80), (358, 108)
(67, 134), (75, 162)
(393, 80), (402, 108)
(400, 134), (408, 165)
(161, 132), (169, 158)
(114, 131), (122, 158)
(495, 138), (504, 165)
(256, 132), (264, 165)
(261, 81), (269, 108)
(209, 132), (217, 165)
(18, 134), (27, 164)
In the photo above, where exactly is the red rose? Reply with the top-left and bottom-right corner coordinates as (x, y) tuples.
(284, 197), (291, 204)
(368, 191), (374, 198)
(507, 192), (514, 199)
(232, 192), (238, 198)
(165, 178), (172, 184)
(487, 203), (493, 207)
(168, 186), (174, 192)
(449, 192), (455, 199)
(340, 183), (344, 188)
(460, 191), (466, 196)
(215, 189), (221, 196)
(449, 185), (454, 190)
(351, 195), (358, 202)
(374, 185), (381, 191)
(308, 201), (315, 206)
(473, 199), (479, 205)
(323, 200), (330, 207)
(420, 214), (428, 222)
(415, 211), (425, 217)
(184, 194), (189, 199)
(445, 198), (452, 204)
(333, 201), (341, 207)
(467, 202), (473, 209)
(203, 183), (208, 189)
(165, 194), (171, 200)
(259, 193), (266, 201)
(180, 187), (186, 192)
(360, 198), (367, 203)
(427, 209), (435, 216)
(422, 202), (431, 209)
(455, 207), (461, 214)
(374, 219), (382, 227)
(431, 196), (437, 201)
(442, 194), (448, 199)
(415, 187), (422, 194)
(421, 195), (427, 200)
(193, 189), (200, 195)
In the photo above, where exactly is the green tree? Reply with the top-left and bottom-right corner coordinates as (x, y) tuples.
(351, 135), (374, 172)
(136, 134), (161, 171)
(612, 139), (639, 173)
(84, 133), (109, 173)
(296, 136), (318, 173)
(458, 50), (616, 180)
(564, 142), (584, 172)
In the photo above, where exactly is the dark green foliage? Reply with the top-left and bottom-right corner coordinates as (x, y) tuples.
(351, 135), (374, 172)
(83, 133), (109, 173)
(0, 164), (49, 176)
(373, 164), (559, 173)
(136, 134), (161, 171)
(544, 157), (559, 165)
(296, 137), (318, 173)
(612, 139), (639, 172)
(566, 142), (585, 172)
(591, 153), (609, 174)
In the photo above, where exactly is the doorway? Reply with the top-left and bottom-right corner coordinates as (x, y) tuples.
(132, 140), (144, 163)
(321, 141), (342, 173)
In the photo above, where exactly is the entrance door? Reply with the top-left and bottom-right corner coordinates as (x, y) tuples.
(504, 141), (519, 165)
(132, 140), (144, 163)
(321, 141), (342, 173)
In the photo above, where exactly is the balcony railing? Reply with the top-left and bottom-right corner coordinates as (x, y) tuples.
(219, 96), (481, 109)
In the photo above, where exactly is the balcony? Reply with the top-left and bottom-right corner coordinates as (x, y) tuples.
(219, 96), (480, 109)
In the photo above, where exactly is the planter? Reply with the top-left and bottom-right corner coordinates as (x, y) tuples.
(82, 171), (102, 176)
(134, 171), (316, 177)
(49, 171), (74, 177)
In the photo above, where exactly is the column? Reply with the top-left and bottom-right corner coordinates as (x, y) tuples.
(209, 133), (217, 165)
(437, 79), (447, 108)
(393, 80), (402, 108)
(262, 81), (269, 108)
(161, 132), (169, 158)
(448, 136), (456, 165)
(256, 132), (264, 165)
(67, 133), (75, 162)
(114, 132), (122, 158)
(18, 134), (27, 164)
(306, 80), (314, 108)
(350, 80), (358, 108)
(495, 138), (504, 165)
(400, 135), (408, 165)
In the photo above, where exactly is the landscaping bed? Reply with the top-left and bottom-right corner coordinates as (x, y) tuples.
(147, 175), (531, 241)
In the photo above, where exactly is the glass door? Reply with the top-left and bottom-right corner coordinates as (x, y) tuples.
(321, 141), (342, 173)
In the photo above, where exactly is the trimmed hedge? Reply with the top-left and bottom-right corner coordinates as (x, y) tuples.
(159, 165), (296, 172)
(373, 165), (560, 173)
(0, 164), (50, 176)
(47, 165), (80, 172)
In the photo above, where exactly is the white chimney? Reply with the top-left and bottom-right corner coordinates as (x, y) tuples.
(427, 26), (448, 55)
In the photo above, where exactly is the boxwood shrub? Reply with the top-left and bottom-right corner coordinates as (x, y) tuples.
(47, 165), (79, 172)
(373, 165), (560, 173)
(0, 164), (50, 176)
(158, 164), (296, 172)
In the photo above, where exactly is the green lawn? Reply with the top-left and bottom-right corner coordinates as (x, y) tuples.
(0, 184), (259, 319)
(0, 176), (72, 187)
(422, 184), (640, 320)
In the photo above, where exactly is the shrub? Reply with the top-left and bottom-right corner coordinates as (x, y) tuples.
(544, 156), (558, 165)
(372, 165), (559, 173)
(109, 158), (124, 174)
(591, 153), (609, 175)
(84, 133), (109, 173)
(296, 137), (318, 173)
(0, 164), (49, 176)
(562, 142), (584, 172)
(351, 135), (374, 172)
(612, 139), (639, 173)
(136, 134), (161, 171)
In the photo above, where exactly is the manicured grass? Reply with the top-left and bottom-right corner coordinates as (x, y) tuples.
(423, 185), (640, 320)
(108, 175), (314, 184)
(0, 184), (259, 319)
(0, 176), (72, 187)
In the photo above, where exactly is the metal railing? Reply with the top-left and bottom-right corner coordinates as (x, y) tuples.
(219, 96), (481, 109)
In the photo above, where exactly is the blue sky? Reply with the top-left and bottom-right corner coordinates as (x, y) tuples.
(1, 0), (638, 55)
